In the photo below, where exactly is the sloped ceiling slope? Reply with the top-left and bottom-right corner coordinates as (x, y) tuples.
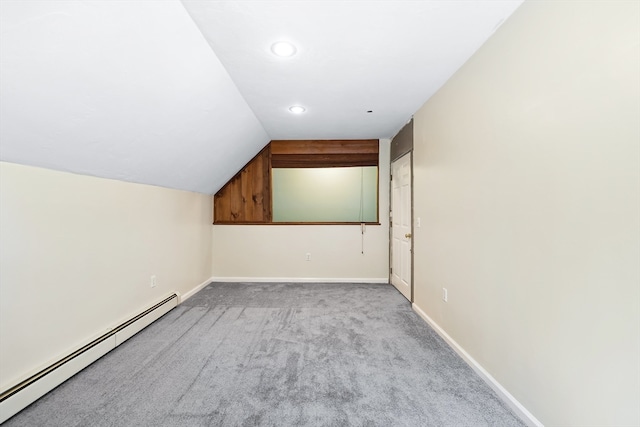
(0, 1), (524, 194)
(181, 0), (523, 140)
(0, 0), (269, 194)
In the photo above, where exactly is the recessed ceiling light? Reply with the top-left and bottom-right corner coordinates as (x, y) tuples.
(289, 105), (306, 114)
(271, 41), (297, 57)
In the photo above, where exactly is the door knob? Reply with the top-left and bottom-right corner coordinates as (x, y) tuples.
(405, 233), (412, 238)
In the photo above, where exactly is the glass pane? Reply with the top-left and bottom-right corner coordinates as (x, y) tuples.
(272, 166), (378, 222)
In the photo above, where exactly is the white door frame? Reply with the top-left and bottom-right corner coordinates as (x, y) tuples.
(390, 151), (412, 301)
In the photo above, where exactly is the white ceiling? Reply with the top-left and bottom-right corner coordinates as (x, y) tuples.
(0, 0), (523, 194)
(182, 0), (524, 140)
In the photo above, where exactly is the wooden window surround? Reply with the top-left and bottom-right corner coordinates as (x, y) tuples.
(213, 139), (379, 224)
(271, 140), (378, 168)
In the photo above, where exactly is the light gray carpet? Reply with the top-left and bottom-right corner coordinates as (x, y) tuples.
(5, 282), (526, 426)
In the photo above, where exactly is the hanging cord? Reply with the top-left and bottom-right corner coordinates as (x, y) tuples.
(359, 167), (365, 254)
(358, 167), (364, 222)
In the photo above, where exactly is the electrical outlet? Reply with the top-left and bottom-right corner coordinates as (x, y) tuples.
(305, 253), (311, 261)
(150, 275), (157, 288)
(442, 287), (448, 302)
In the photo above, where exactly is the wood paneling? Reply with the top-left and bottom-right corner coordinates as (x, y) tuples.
(271, 139), (378, 154)
(271, 139), (379, 168)
(214, 146), (271, 224)
(391, 120), (413, 162)
(271, 153), (378, 168)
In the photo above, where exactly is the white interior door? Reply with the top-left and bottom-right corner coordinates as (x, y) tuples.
(391, 152), (412, 301)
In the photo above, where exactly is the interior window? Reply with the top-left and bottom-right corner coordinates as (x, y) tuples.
(212, 140), (380, 224)
(272, 166), (378, 223)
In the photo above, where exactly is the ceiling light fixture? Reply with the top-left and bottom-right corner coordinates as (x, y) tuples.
(289, 105), (306, 114)
(271, 41), (297, 57)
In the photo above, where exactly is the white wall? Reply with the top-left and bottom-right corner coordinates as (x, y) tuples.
(212, 140), (390, 282)
(0, 162), (213, 391)
(412, 1), (639, 426)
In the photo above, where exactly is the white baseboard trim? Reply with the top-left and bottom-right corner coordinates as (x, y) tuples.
(180, 276), (215, 303)
(411, 303), (543, 427)
(211, 277), (389, 284)
(0, 335), (115, 424)
(0, 294), (178, 424)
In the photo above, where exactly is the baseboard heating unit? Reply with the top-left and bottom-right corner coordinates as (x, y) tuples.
(0, 293), (178, 424)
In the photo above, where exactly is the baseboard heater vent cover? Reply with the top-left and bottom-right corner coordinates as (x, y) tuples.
(0, 293), (178, 423)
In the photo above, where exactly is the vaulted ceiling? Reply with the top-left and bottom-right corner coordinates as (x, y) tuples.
(0, 0), (523, 194)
